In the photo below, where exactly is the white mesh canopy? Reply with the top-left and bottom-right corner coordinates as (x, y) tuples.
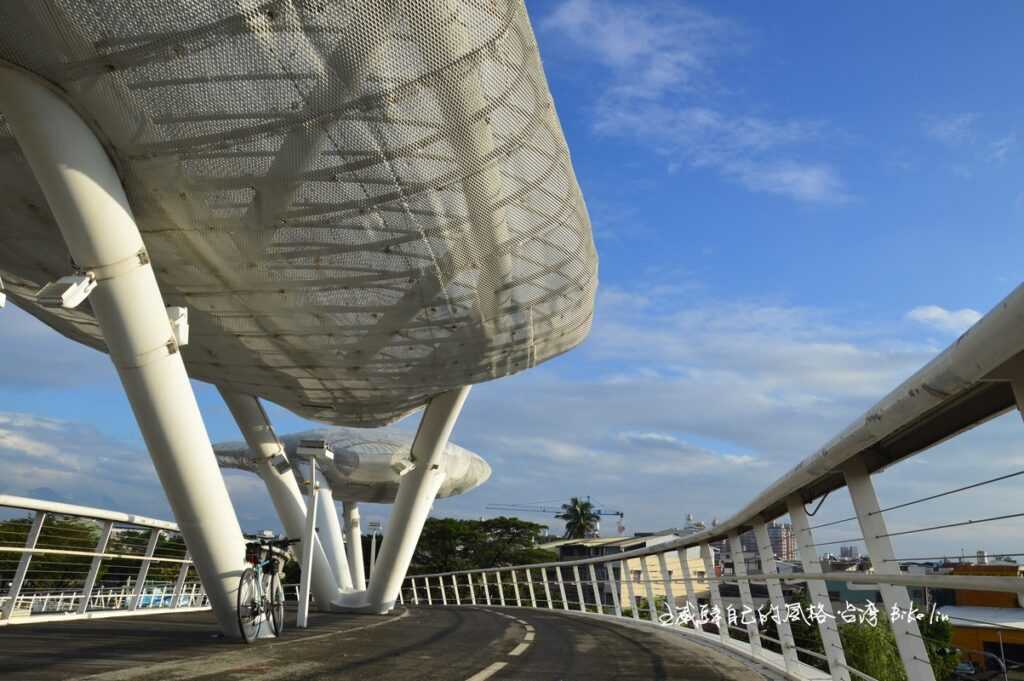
(0, 0), (597, 426)
(215, 427), (491, 503)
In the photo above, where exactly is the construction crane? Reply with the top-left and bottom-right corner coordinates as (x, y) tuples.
(485, 497), (625, 536)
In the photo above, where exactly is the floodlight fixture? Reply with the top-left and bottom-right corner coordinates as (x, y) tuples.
(36, 272), (96, 309)
(167, 306), (189, 346)
(296, 438), (334, 464)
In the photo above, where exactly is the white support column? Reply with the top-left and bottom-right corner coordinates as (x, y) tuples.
(572, 565), (585, 612)
(1, 511), (43, 619)
(496, 571), (506, 606)
(297, 457), (320, 628)
(657, 552), (677, 621)
(678, 548), (703, 632)
(526, 568), (537, 608)
(843, 459), (936, 681)
(220, 390), (345, 599)
(788, 496), (851, 681)
(451, 574), (461, 605)
(0, 67), (248, 636)
(556, 567), (569, 611)
(727, 532), (763, 657)
(541, 568), (553, 609)
(511, 570), (522, 606)
(313, 478), (352, 591)
(482, 572), (492, 606)
(171, 554), (191, 609)
(605, 562), (622, 617)
(588, 564), (603, 615)
(468, 573), (477, 605)
(342, 501), (366, 591)
(755, 519), (799, 671)
(78, 520), (113, 615)
(639, 557), (658, 623)
(700, 542), (729, 644)
(369, 529), (378, 581)
(365, 387), (469, 613)
(131, 530), (161, 610)
(623, 559), (639, 620)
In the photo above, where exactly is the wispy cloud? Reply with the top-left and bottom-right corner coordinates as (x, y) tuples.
(906, 305), (982, 334)
(543, 0), (848, 203)
(923, 113), (980, 146)
(990, 132), (1017, 161)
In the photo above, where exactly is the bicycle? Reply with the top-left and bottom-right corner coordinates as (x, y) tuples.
(237, 536), (297, 643)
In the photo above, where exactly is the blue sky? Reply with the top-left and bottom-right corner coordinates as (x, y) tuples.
(2, 1), (1022, 558)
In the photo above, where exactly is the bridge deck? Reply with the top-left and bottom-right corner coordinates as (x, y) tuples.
(0, 606), (776, 681)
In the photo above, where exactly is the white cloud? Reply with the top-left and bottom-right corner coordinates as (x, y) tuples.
(923, 113), (980, 146)
(543, 0), (847, 203)
(906, 305), (982, 334)
(990, 132), (1016, 161)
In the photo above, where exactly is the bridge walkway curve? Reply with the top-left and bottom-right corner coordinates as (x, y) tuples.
(0, 606), (776, 681)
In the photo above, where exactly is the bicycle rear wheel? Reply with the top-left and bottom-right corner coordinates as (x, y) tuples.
(237, 567), (261, 643)
(265, 571), (285, 637)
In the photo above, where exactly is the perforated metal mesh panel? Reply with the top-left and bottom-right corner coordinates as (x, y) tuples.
(0, 0), (597, 425)
(215, 426), (491, 503)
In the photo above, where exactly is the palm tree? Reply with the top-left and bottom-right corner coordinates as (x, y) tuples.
(556, 497), (600, 539)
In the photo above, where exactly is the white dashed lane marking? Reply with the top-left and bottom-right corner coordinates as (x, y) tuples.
(465, 661), (507, 681)
(464, 609), (537, 680)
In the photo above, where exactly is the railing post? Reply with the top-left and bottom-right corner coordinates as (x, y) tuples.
(439, 576), (447, 605)
(605, 561), (622, 617)
(556, 566), (569, 611)
(482, 572), (492, 606)
(511, 570), (522, 607)
(77, 520), (114, 614)
(425, 576), (433, 605)
(788, 496), (851, 681)
(451, 574), (461, 605)
(496, 571), (506, 606)
(468, 573), (477, 605)
(843, 459), (936, 681)
(572, 565), (585, 612)
(588, 564), (603, 615)
(2, 511), (45, 619)
(171, 552), (191, 609)
(525, 568), (537, 608)
(639, 556), (658, 622)
(131, 529), (161, 610)
(678, 548), (703, 632)
(541, 568), (553, 609)
(727, 532), (762, 656)
(755, 519), (799, 671)
(656, 552), (677, 621)
(411, 578), (420, 605)
(622, 559), (639, 620)
(700, 542), (730, 643)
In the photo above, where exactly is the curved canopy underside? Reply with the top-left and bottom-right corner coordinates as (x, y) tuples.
(215, 427), (491, 504)
(0, 0), (597, 426)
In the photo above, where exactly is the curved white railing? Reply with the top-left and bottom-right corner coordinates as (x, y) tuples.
(0, 495), (210, 624)
(405, 284), (1024, 681)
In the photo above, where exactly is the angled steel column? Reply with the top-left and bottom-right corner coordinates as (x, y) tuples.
(2, 511), (45, 619)
(727, 532), (762, 656)
(788, 495), (851, 681)
(605, 561), (622, 617)
(342, 501), (366, 590)
(639, 557), (658, 622)
(496, 571), (506, 606)
(0, 66), (246, 636)
(297, 456), (321, 628)
(657, 552), (678, 621)
(130, 529), (161, 610)
(525, 568), (537, 608)
(170, 553), (191, 609)
(220, 390), (345, 599)
(452, 574), (461, 605)
(511, 570), (522, 606)
(482, 572), (492, 606)
(572, 566), (585, 612)
(678, 548), (703, 632)
(313, 476), (352, 592)
(700, 542), (730, 644)
(622, 560), (639, 620)
(468, 573), (477, 605)
(588, 564), (603, 614)
(754, 519), (800, 671)
(843, 459), (936, 681)
(556, 567), (568, 611)
(542, 568), (554, 609)
(78, 520), (113, 614)
(364, 386), (469, 613)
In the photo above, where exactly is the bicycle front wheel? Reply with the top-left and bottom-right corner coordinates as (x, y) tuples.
(266, 571), (285, 637)
(237, 567), (261, 643)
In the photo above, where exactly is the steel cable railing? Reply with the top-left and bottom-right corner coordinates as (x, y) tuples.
(401, 285), (1024, 681)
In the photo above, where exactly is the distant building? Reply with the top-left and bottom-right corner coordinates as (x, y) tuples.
(766, 521), (796, 561)
(839, 545), (860, 560)
(940, 563), (1024, 673)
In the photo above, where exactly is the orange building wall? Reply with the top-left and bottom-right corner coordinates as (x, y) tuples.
(951, 626), (1024, 670)
(951, 565), (1023, 608)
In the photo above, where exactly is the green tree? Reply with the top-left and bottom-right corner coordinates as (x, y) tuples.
(409, 517), (551, 574)
(556, 497), (599, 539)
